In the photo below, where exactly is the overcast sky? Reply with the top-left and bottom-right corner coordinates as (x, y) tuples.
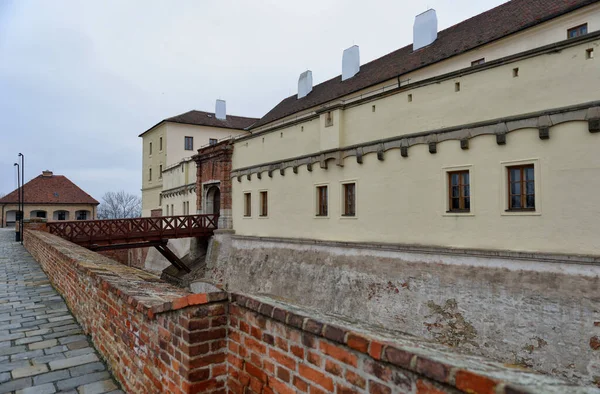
(0, 0), (506, 200)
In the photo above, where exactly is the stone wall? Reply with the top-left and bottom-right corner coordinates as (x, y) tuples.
(24, 229), (228, 394)
(204, 235), (600, 387)
(22, 229), (598, 393)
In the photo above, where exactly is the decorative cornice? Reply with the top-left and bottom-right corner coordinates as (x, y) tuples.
(160, 183), (196, 198)
(232, 102), (600, 180)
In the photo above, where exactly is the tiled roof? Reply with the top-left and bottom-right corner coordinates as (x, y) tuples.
(251, 0), (598, 129)
(0, 174), (99, 205)
(140, 110), (258, 137)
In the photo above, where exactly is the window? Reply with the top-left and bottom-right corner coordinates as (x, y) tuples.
(260, 191), (268, 217)
(76, 211), (87, 220)
(166, 205), (169, 216)
(471, 58), (485, 66)
(342, 183), (356, 217)
(159, 137), (163, 151)
(171, 204), (174, 215)
(149, 142), (153, 155)
(507, 165), (535, 210)
(159, 165), (163, 179)
(183, 202), (187, 215)
(513, 68), (519, 77)
(316, 186), (328, 217)
(148, 168), (152, 181)
(209, 138), (218, 146)
(587, 48), (594, 59)
(325, 111), (333, 127)
(184, 136), (194, 150)
(448, 171), (470, 212)
(568, 23), (587, 39)
(408, 94), (413, 102)
(244, 193), (252, 217)
(36, 211), (47, 219)
(455, 82), (461, 92)
(57, 212), (66, 221)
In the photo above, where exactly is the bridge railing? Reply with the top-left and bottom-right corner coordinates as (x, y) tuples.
(46, 214), (219, 246)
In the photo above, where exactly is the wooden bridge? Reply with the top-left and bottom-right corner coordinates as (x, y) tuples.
(47, 215), (218, 273)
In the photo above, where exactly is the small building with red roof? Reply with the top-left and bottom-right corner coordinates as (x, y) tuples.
(0, 170), (99, 227)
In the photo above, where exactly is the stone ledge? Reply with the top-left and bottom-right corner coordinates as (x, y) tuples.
(231, 292), (596, 394)
(231, 234), (600, 265)
(25, 229), (226, 319)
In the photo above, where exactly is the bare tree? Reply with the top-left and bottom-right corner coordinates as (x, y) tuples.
(97, 191), (142, 219)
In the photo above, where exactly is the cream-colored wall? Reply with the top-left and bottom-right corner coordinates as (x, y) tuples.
(165, 123), (247, 166)
(161, 158), (197, 216)
(1, 203), (97, 225)
(161, 190), (196, 216)
(233, 38), (600, 169)
(248, 4), (600, 136)
(141, 124), (166, 216)
(233, 121), (600, 255)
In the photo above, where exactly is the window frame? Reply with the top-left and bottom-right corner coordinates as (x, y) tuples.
(340, 180), (357, 218)
(243, 192), (252, 218)
(259, 190), (268, 218)
(209, 138), (218, 146)
(315, 184), (329, 218)
(447, 170), (471, 213)
(184, 136), (194, 151)
(507, 164), (535, 212)
(567, 23), (588, 39)
(159, 164), (163, 179)
(325, 111), (334, 127)
(148, 168), (152, 181)
(500, 159), (541, 216)
(442, 165), (475, 217)
(149, 142), (153, 156)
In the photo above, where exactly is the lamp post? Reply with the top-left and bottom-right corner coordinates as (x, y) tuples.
(18, 153), (24, 244)
(13, 163), (20, 242)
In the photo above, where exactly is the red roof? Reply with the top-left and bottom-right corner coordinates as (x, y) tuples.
(0, 173), (99, 205)
(251, 0), (599, 129)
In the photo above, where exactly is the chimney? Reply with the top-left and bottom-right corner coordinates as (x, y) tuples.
(42, 170), (53, 177)
(298, 70), (313, 99)
(342, 45), (360, 81)
(215, 99), (226, 120)
(413, 9), (438, 51)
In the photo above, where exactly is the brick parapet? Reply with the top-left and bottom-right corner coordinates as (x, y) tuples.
(24, 229), (228, 393)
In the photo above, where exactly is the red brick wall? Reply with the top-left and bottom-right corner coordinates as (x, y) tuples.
(24, 229), (228, 394)
(194, 142), (233, 212)
(23, 230), (583, 394)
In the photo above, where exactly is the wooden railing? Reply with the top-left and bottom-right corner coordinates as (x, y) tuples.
(47, 215), (218, 247)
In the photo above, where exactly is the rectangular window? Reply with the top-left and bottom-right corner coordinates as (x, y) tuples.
(184, 136), (194, 150)
(171, 204), (174, 215)
(568, 23), (587, 39)
(316, 186), (328, 216)
(260, 191), (268, 217)
(471, 58), (485, 66)
(244, 192), (252, 217)
(166, 205), (169, 216)
(76, 211), (86, 220)
(148, 168), (152, 181)
(149, 142), (153, 155)
(57, 212), (66, 221)
(159, 165), (163, 179)
(209, 138), (218, 146)
(507, 165), (535, 210)
(342, 183), (356, 217)
(159, 137), (163, 151)
(448, 171), (470, 212)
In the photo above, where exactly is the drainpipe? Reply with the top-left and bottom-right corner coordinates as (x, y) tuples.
(1, 204), (4, 228)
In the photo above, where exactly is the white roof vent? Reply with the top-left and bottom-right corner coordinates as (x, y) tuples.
(215, 99), (226, 120)
(298, 70), (313, 99)
(413, 9), (438, 51)
(342, 45), (360, 81)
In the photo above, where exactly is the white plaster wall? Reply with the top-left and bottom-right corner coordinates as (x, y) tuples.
(233, 121), (600, 255)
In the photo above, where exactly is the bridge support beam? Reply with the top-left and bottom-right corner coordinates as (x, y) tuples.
(154, 242), (191, 273)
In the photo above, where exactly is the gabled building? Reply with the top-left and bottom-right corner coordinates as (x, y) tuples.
(0, 170), (99, 227)
(139, 100), (257, 217)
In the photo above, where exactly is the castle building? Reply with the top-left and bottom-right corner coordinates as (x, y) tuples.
(139, 100), (256, 217)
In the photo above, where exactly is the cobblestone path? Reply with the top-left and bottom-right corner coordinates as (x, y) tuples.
(0, 228), (122, 394)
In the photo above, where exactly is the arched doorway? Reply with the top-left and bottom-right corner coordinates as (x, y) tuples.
(206, 186), (221, 215)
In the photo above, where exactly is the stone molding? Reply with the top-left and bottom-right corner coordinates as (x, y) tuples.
(232, 103), (600, 180)
(230, 235), (600, 265)
(161, 183), (196, 198)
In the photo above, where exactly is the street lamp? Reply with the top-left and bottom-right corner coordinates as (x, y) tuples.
(18, 153), (24, 244)
(13, 163), (20, 242)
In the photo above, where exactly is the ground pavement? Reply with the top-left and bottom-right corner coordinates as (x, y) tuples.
(0, 228), (122, 394)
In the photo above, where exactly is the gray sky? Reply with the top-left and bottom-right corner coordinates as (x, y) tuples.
(0, 0), (505, 200)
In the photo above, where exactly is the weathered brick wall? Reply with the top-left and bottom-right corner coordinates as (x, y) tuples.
(24, 229), (228, 394)
(23, 229), (594, 393)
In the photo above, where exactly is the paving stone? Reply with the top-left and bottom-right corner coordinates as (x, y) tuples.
(10, 350), (44, 361)
(64, 348), (95, 358)
(0, 377), (32, 393)
(11, 364), (48, 379)
(44, 345), (69, 355)
(0, 361), (30, 373)
(0, 372), (9, 384)
(56, 371), (110, 391)
(15, 336), (43, 345)
(48, 315), (74, 323)
(68, 362), (106, 378)
(28, 339), (58, 350)
(49, 353), (99, 371)
(77, 379), (117, 394)
(32, 369), (70, 385)
(32, 353), (66, 364)
(43, 329), (83, 340)
(15, 382), (56, 394)
(25, 328), (51, 337)
(0, 345), (27, 357)
(59, 335), (87, 345)
(67, 341), (89, 350)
